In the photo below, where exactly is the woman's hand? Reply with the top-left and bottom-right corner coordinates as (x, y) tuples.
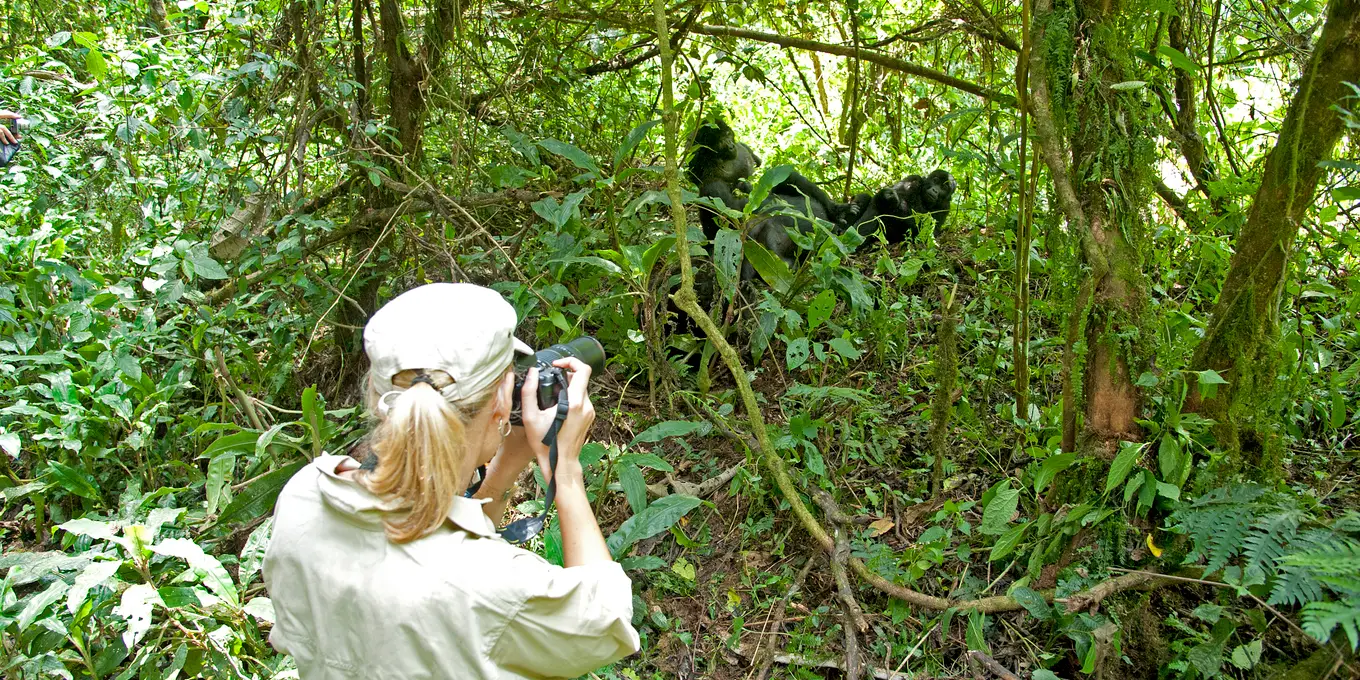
(518, 358), (596, 471)
(0, 111), (20, 146)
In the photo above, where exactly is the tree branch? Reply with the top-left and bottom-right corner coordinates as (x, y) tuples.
(685, 24), (1016, 106)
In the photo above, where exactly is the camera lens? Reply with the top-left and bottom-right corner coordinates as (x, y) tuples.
(536, 337), (606, 376)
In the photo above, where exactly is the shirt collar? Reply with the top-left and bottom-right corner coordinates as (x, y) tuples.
(312, 454), (499, 538)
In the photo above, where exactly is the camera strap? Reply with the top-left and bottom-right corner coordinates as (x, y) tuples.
(499, 370), (570, 544)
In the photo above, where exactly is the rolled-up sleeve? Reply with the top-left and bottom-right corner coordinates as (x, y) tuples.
(490, 560), (640, 678)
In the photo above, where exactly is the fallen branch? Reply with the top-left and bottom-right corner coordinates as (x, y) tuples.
(966, 650), (1021, 680)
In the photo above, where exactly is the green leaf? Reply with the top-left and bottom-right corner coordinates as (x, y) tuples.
(68, 560), (121, 614)
(1032, 671), (1063, 680)
(213, 461), (305, 530)
(613, 119), (660, 168)
(742, 239), (793, 294)
(1010, 585), (1053, 621)
(1157, 45), (1200, 74)
(965, 610), (989, 653)
(1033, 453), (1078, 494)
(980, 487), (1020, 536)
(641, 235), (676, 276)
(539, 138), (602, 178)
(713, 228), (742, 290)
(114, 349), (142, 382)
(1106, 442), (1140, 493)
(629, 420), (707, 447)
(990, 521), (1032, 562)
(18, 578), (69, 631)
(786, 336), (810, 370)
(202, 431), (258, 458)
(238, 518), (272, 589)
(748, 165), (795, 211)
(1158, 434), (1182, 481)
(1109, 80), (1148, 91)
(618, 463), (648, 515)
(606, 494), (702, 558)
(808, 289), (835, 331)
(1197, 369), (1229, 400)
(46, 460), (100, 500)
(205, 451), (235, 516)
(187, 246), (229, 280)
(1331, 186), (1360, 202)
(1230, 639), (1263, 669)
(619, 452), (674, 472)
(149, 538), (239, 606)
(86, 46), (108, 81)
(0, 430), (19, 459)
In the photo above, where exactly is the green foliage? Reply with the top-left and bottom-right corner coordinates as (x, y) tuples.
(1173, 486), (1360, 649)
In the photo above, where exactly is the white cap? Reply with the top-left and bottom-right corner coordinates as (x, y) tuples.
(364, 283), (533, 404)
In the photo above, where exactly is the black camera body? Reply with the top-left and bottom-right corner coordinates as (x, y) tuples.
(509, 336), (605, 424)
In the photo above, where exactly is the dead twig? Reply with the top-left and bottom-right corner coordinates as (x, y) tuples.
(966, 650), (1021, 680)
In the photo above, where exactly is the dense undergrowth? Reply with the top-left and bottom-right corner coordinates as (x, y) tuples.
(2, 1), (1359, 679)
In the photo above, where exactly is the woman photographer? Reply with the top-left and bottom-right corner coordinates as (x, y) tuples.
(264, 283), (639, 679)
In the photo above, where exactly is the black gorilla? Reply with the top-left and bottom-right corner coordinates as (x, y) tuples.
(687, 118), (864, 241)
(687, 119), (872, 284)
(687, 118), (761, 241)
(847, 169), (956, 248)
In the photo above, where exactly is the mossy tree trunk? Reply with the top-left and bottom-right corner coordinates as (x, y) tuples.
(1032, 0), (1154, 456)
(1189, 0), (1360, 474)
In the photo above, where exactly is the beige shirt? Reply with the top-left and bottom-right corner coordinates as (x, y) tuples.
(263, 455), (640, 679)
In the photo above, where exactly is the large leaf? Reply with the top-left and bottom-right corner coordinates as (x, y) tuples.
(980, 486), (1020, 536)
(113, 583), (161, 648)
(46, 460), (100, 500)
(613, 119), (660, 168)
(1105, 442), (1140, 493)
(149, 538), (239, 606)
(1033, 453), (1078, 494)
(618, 463), (648, 515)
(606, 494), (703, 558)
(68, 560), (121, 614)
(629, 420), (708, 447)
(747, 165), (795, 211)
(213, 461), (304, 530)
(238, 517), (273, 589)
(202, 431), (258, 459)
(743, 240), (792, 294)
(539, 138), (602, 178)
(205, 451), (235, 516)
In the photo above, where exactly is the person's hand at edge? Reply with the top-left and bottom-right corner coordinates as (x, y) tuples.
(0, 111), (20, 146)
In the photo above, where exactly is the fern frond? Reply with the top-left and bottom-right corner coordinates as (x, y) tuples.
(1204, 511), (1254, 576)
(1299, 598), (1360, 650)
(1243, 509), (1304, 579)
(1270, 564), (1327, 607)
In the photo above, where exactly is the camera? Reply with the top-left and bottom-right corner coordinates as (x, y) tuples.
(509, 336), (605, 424)
(0, 118), (30, 167)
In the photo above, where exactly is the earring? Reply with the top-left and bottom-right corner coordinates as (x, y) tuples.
(499, 419), (512, 438)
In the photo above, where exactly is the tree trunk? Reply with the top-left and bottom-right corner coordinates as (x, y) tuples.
(1031, 0), (1153, 455)
(1189, 0), (1360, 473)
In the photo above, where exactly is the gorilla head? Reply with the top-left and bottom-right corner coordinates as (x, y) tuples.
(687, 118), (761, 194)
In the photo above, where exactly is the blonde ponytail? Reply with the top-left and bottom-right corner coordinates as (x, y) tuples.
(361, 375), (497, 543)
